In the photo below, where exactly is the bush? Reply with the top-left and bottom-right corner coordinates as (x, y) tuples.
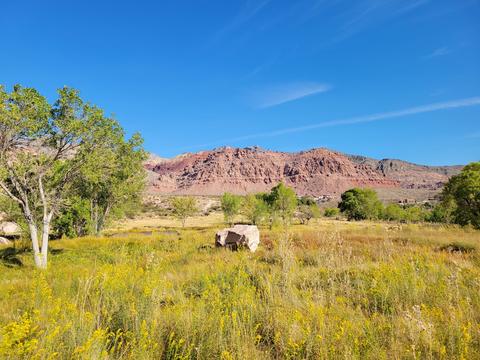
(404, 205), (428, 223)
(323, 207), (340, 218)
(382, 203), (405, 222)
(298, 196), (316, 206)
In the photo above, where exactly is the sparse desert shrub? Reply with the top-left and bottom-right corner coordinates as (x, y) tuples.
(297, 202), (321, 225)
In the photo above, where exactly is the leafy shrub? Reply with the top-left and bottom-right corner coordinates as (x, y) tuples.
(323, 207), (340, 218)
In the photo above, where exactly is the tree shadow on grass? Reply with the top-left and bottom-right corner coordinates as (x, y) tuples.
(0, 246), (65, 268)
(0, 247), (27, 267)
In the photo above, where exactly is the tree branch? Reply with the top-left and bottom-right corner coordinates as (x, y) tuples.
(0, 180), (24, 205)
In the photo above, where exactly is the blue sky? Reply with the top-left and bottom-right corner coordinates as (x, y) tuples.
(1, 0), (479, 165)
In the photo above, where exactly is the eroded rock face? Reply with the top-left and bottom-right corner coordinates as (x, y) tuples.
(215, 225), (260, 252)
(145, 147), (462, 198)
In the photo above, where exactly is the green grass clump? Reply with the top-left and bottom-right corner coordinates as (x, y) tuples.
(0, 222), (479, 359)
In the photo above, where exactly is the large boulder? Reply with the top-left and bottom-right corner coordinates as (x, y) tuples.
(215, 225), (260, 252)
(0, 222), (20, 236)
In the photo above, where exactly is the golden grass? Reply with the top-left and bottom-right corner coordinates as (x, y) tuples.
(110, 212), (225, 231)
(0, 219), (479, 359)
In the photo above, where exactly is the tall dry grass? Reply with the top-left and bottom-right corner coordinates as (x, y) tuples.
(0, 221), (479, 359)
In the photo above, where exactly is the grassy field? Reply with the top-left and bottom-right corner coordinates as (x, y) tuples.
(0, 219), (479, 359)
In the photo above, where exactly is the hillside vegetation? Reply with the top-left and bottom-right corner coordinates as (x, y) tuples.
(1, 221), (479, 359)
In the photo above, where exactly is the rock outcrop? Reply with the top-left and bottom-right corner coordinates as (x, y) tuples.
(145, 147), (462, 199)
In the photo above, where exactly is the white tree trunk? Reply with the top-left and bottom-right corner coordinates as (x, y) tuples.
(39, 212), (53, 269)
(27, 221), (43, 268)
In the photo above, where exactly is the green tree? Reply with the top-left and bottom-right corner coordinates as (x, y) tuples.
(0, 85), (137, 268)
(438, 162), (480, 228)
(76, 132), (146, 234)
(242, 194), (268, 225)
(256, 192), (277, 229)
(270, 183), (297, 226)
(221, 193), (242, 226)
(338, 188), (383, 221)
(171, 196), (198, 227)
(52, 197), (91, 238)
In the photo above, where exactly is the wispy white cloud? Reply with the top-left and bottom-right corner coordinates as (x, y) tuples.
(191, 96), (480, 149)
(330, 0), (431, 43)
(250, 82), (331, 108)
(213, 0), (271, 42)
(424, 46), (451, 59)
(395, 0), (430, 15)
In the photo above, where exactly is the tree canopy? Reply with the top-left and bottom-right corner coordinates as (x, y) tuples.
(438, 162), (480, 229)
(269, 182), (297, 226)
(338, 188), (383, 221)
(221, 193), (242, 226)
(0, 84), (146, 267)
(171, 196), (198, 227)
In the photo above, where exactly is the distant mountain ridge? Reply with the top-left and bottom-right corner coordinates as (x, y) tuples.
(145, 147), (463, 200)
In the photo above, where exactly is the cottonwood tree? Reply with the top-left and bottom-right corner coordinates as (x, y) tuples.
(270, 183), (297, 227)
(241, 194), (268, 225)
(0, 85), (129, 268)
(221, 193), (242, 226)
(438, 162), (480, 229)
(338, 188), (383, 221)
(76, 132), (146, 234)
(171, 196), (198, 227)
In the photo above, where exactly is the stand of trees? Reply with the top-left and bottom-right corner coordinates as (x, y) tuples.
(0, 85), (146, 268)
(219, 183), (320, 227)
(337, 163), (480, 229)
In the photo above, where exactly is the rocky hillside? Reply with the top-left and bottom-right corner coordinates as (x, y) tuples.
(145, 147), (462, 200)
